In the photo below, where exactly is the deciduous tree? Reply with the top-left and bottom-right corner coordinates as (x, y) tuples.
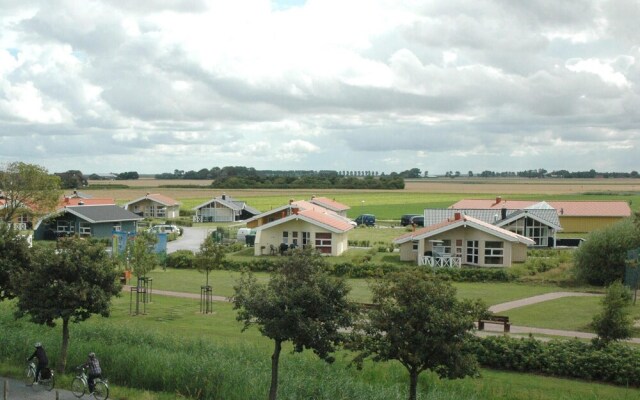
(195, 235), (226, 288)
(233, 248), (355, 400)
(349, 271), (487, 400)
(12, 237), (121, 373)
(0, 162), (61, 225)
(574, 218), (640, 285)
(0, 223), (31, 300)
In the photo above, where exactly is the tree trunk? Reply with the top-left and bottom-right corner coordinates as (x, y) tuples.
(269, 339), (282, 400)
(57, 317), (70, 373)
(408, 368), (418, 400)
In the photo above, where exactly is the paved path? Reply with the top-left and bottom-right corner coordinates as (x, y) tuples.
(123, 285), (230, 302)
(0, 376), (79, 400)
(489, 291), (602, 313)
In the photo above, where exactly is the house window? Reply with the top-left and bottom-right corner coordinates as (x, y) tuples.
(57, 220), (74, 233)
(412, 241), (419, 252)
(315, 232), (332, 254)
(466, 240), (479, 264)
(79, 222), (92, 236)
(113, 223), (122, 232)
(282, 231), (289, 244)
(484, 241), (504, 265)
(525, 219), (548, 246)
(302, 232), (311, 246)
(442, 240), (452, 255)
(292, 231), (299, 246)
(144, 205), (154, 218)
(156, 206), (167, 218)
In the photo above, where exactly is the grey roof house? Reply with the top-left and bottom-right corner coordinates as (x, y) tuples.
(422, 203), (562, 247)
(192, 194), (260, 222)
(34, 205), (143, 240)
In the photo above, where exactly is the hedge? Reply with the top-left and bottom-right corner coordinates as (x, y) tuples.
(212, 259), (515, 282)
(470, 335), (640, 387)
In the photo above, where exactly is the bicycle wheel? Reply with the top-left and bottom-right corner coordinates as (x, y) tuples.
(42, 374), (55, 391)
(93, 380), (109, 400)
(24, 366), (34, 385)
(71, 377), (86, 397)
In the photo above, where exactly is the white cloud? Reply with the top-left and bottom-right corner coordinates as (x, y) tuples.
(0, 0), (638, 174)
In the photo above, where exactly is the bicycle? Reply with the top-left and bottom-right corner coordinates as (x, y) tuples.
(71, 366), (109, 400)
(24, 360), (55, 391)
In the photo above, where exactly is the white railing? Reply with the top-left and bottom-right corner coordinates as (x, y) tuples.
(419, 256), (462, 268)
(10, 223), (27, 230)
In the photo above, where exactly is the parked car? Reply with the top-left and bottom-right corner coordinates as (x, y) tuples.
(149, 224), (182, 235)
(410, 216), (424, 227)
(354, 214), (376, 226)
(400, 214), (421, 226)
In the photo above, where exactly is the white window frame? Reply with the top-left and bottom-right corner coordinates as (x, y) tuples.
(466, 240), (479, 264)
(79, 222), (92, 236)
(484, 241), (504, 265)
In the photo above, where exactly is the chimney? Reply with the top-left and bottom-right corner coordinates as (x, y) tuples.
(78, 201), (84, 206)
(454, 212), (462, 221)
(496, 196), (502, 204)
(222, 193), (226, 200)
(311, 195), (316, 200)
(289, 199), (294, 205)
(501, 208), (507, 220)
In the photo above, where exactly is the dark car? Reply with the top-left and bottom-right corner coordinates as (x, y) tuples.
(354, 214), (376, 226)
(400, 214), (421, 226)
(410, 215), (424, 227)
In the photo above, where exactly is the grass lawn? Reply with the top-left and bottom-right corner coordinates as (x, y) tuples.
(147, 268), (586, 306)
(502, 295), (640, 334)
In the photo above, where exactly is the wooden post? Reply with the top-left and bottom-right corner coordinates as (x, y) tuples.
(4, 379), (7, 400)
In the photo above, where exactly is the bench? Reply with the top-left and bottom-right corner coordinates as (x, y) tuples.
(478, 315), (511, 332)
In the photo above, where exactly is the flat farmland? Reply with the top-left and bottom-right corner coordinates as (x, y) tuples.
(85, 178), (640, 218)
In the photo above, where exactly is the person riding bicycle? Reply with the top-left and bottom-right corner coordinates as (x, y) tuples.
(83, 352), (102, 393)
(27, 342), (48, 385)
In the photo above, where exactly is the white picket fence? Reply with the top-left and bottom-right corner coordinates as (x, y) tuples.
(418, 256), (462, 268)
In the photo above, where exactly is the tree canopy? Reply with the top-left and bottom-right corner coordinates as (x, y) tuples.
(233, 247), (356, 400)
(0, 162), (61, 225)
(349, 271), (487, 400)
(12, 237), (121, 372)
(573, 218), (640, 285)
(195, 235), (226, 288)
(0, 223), (31, 301)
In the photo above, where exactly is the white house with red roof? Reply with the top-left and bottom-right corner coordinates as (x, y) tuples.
(249, 199), (355, 256)
(450, 196), (631, 233)
(394, 213), (535, 267)
(124, 193), (181, 219)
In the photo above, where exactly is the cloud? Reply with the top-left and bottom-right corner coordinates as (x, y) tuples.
(0, 0), (638, 174)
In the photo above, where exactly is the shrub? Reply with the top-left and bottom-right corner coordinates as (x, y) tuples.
(573, 218), (640, 285)
(166, 250), (196, 269)
(470, 335), (640, 387)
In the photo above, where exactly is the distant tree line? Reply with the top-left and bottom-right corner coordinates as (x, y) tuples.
(210, 174), (405, 189)
(475, 168), (639, 179)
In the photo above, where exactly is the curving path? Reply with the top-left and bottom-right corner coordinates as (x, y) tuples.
(488, 291), (602, 313)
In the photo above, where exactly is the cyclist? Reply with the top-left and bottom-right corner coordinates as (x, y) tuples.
(83, 352), (102, 393)
(27, 342), (48, 385)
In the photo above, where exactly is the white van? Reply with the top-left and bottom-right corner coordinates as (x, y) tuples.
(236, 228), (253, 242)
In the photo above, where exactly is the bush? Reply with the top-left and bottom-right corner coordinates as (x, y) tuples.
(573, 218), (640, 285)
(470, 335), (640, 386)
(166, 250), (196, 269)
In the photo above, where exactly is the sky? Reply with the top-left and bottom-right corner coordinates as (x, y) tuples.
(0, 0), (639, 175)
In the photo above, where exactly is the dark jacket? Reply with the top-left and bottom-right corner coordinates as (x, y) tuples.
(29, 347), (48, 366)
